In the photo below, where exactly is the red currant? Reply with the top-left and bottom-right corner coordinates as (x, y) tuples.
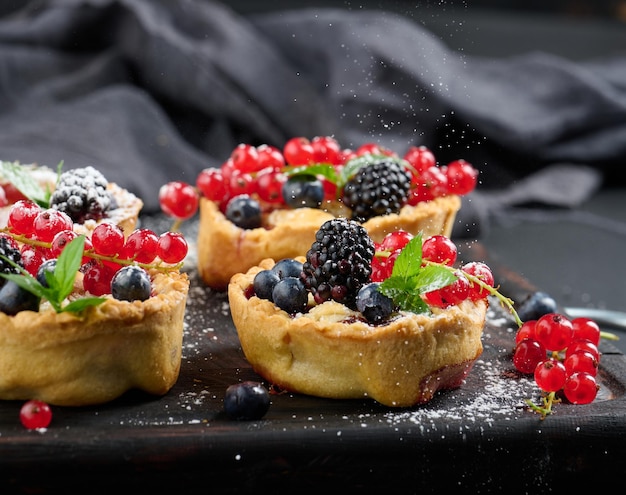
(196, 168), (228, 204)
(571, 317), (601, 346)
(283, 137), (315, 165)
(255, 167), (287, 204)
(91, 222), (125, 257)
(159, 181), (199, 220)
(515, 320), (537, 345)
(422, 271), (470, 308)
(563, 372), (598, 405)
(534, 358), (567, 393)
(311, 136), (342, 164)
(403, 145), (436, 173)
(564, 350), (598, 377)
(513, 338), (546, 374)
(379, 230), (413, 252)
(7, 200), (42, 236)
(33, 209), (73, 242)
(83, 262), (117, 296)
(256, 144), (285, 169)
(565, 340), (600, 362)
(535, 313), (573, 352)
(230, 143), (262, 174)
(445, 159), (478, 195)
(120, 229), (159, 263)
(461, 261), (494, 301)
(422, 234), (457, 266)
(20, 399), (52, 429)
(157, 232), (188, 263)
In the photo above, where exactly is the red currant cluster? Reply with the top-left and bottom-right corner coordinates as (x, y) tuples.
(3, 199), (188, 296)
(513, 313), (601, 415)
(371, 230), (495, 308)
(158, 136), (478, 221)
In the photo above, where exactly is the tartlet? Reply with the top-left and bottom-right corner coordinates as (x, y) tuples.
(228, 258), (487, 408)
(0, 269), (189, 406)
(0, 162), (189, 407)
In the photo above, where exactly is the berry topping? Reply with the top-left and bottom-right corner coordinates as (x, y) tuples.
(49, 166), (113, 223)
(271, 258), (303, 279)
(224, 194), (262, 229)
(301, 218), (375, 308)
(0, 279), (41, 315)
(515, 291), (558, 321)
(111, 265), (152, 302)
(223, 381), (271, 420)
(341, 157), (412, 222)
(0, 234), (24, 281)
(272, 276), (308, 315)
(355, 282), (395, 323)
(282, 175), (325, 209)
(253, 269), (280, 301)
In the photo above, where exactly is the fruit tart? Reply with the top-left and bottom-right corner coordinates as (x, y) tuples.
(228, 219), (499, 408)
(0, 178), (190, 407)
(0, 161), (143, 237)
(189, 137), (476, 290)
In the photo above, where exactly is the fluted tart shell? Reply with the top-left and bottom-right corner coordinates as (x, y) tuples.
(228, 258), (487, 408)
(0, 270), (189, 406)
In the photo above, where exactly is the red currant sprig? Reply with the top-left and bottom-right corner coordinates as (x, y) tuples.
(512, 312), (602, 418)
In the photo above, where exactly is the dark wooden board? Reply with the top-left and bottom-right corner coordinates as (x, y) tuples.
(0, 216), (624, 494)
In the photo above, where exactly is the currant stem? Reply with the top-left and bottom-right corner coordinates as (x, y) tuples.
(525, 391), (559, 420)
(1, 228), (183, 273)
(422, 259), (524, 328)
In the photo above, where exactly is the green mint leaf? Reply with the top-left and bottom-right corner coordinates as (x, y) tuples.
(378, 276), (431, 314)
(0, 235), (106, 314)
(0, 161), (53, 207)
(285, 163), (336, 179)
(54, 235), (85, 301)
(411, 264), (458, 294)
(390, 234), (423, 280)
(378, 233), (458, 313)
(62, 296), (108, 313)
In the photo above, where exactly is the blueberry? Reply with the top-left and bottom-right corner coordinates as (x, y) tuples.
(225, 195), (262, 229)
(282, 175), (325, 209)
(253, 269), (280, 301)
(224, 381), (270, 420)
(0, 279), (40, 315)
(516, 291), (559, 321)
(111, 265), (152, 302)
(36, 259), (57, 288)
(271, 258), (303, 280)
(272, 277), (308, 314)
(356, 282), (395, 323)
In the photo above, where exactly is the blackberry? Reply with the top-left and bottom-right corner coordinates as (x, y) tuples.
(0, 235), (24, 286)
(301, 218), (375, 309)
(49, 166), (113, 223)
(342, 158), (412, 222)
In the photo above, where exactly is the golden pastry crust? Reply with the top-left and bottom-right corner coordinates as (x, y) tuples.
(198, 194), (461, 290)
(228, 259), (487, 407)
(0, 270), (189, 406)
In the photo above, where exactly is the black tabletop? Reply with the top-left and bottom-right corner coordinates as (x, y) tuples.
(0, 209), (624, 494)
